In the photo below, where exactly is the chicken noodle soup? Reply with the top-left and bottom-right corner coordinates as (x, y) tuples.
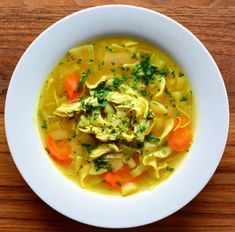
(38, 37), (195, 196)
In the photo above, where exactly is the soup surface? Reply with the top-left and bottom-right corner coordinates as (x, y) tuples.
(38, 36), (195, 196)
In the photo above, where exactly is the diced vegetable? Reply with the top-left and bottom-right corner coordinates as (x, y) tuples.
(102, 172), (120, 189)
(168, 126), (192, 152)
(109, 159), (123, 172)
(46, 135), (72, 163)
(49, 129), (68, 141)
(64, 74), (85, 101)
(121, 182), (138, 196)
(102, 165), (134, 189)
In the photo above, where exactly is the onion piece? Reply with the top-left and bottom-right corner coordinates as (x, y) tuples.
(109, 159), (123, 172)
(121, 182), (138, 196)
(49, 129), (68, 141)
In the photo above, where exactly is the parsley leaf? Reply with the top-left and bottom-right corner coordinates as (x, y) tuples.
(136, 141), (144, 148)
(41, 120), (47, 129)
(81, 144), (94, 154)
(67, 132), (76, 141)
(77, 72), (88, 89)
(166, 166), (175, 172)
(132, 56), (158, 86)
(112, 75), (128, 89)
(147, 133), (160, 143)
(93, 157), (112, 171)
(77, 58), (82, 64)
(179, 71), (184, 77)
(180, 96), (188, 101)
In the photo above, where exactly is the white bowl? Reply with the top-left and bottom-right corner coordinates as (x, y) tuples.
(5, 5), (229, 228)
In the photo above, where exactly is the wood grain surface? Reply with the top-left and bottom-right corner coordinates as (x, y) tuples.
(0, 0), (235, 231)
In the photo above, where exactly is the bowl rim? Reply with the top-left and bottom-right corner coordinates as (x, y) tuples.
(5, 4), (229, 228)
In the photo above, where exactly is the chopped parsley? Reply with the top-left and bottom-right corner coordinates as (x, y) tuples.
(141, 89), (147, 96)
(77, 72), (88, 89)
(146, 111), (154, 120)
(179, 71), (184, 77)
(164, 86), (173, 97)
(92, 111), (100, 120)
(68, 132), (76, 141)
(131, 53), (136, 59)
(147, 133), (160, 143)
(180, 96), (188, 101)
(105, 46), (113, 52)
(98, 60), (104, 69)
(93, 157), (112, 171)
(164, 86), (176, 107)
(123, 154), (131, 162)
(166, 166), (175, 172)
(81, 144), (94, 154)
(112, 75), (127, 88)
(136, 141), (144, 148)
(77, 58), (82, 64)
(41, 120), (47, 129)
(94, 88), (109, 100)
(158, 66), (169, 76)
(162, 141), (168, 147)
(139, 124), (147, 133)
(121, 66), (130, 72)
(132, 56), (158, 86)
(89, 82), (111, 110)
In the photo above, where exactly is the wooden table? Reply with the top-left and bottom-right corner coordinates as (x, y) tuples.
(0, 0), (234, 231)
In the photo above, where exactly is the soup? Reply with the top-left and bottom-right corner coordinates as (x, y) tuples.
(38, 37), (195, 196)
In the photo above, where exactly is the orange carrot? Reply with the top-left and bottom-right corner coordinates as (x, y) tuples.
(46, 135), (72, 164)
(102, 165), (134, 189)
(64, 74), (85, 101)
(168, 126), (192, 152)
(102, 172), (120, 189)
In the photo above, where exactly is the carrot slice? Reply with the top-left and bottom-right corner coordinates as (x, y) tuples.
(64, 74), (85, 101)
(102, 165), (133, 189)
(102, 172), (120, 189)
(168, 126), (192, 152)
(46, 135), (72, 164)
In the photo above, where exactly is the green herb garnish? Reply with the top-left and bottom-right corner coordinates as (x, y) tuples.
(132, 56), (158, 86)
(68, 132), (76, 141)
(131, 53), (136, 59)
(136, 141), (144, 148)
(41, 120), (47, 129)
(77, 72), (88, 89)
(93, 157), (112, 171)
(180, 96), (188, 101)
(179, 72), (184, 77)
(141, 89), (147, 96)
(147, 133), (160, 143)
(81, 144), (94, 154)
(166, 166), (175, 172)
(123, 154), (131, 162)
(77, 58), (82, 64)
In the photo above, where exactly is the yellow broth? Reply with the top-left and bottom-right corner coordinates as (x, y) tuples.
(38, 36), (195, 196)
